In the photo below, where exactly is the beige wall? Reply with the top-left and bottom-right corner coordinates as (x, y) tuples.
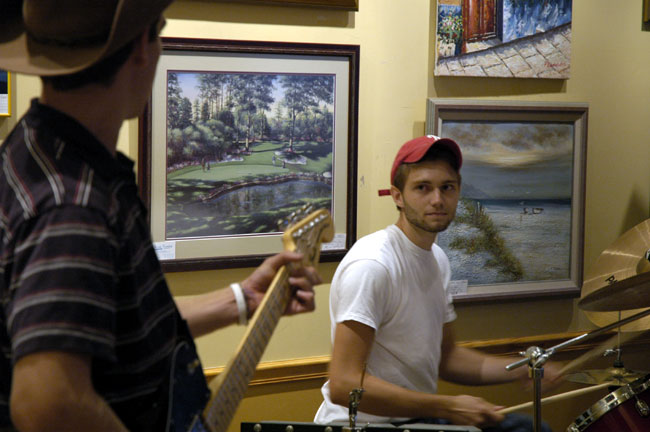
(2, 0), (650, 429)
(165, 0), (649, 365)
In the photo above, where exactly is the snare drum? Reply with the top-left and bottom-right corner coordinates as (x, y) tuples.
(567, 374), (650, 431)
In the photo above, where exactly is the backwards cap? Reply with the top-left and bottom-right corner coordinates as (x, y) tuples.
(390, 135), (462, 185)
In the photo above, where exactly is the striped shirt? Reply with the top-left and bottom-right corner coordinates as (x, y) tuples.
(0, 99), (190, 429)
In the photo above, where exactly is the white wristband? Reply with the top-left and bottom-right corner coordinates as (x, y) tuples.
(230, 283), (248, 326)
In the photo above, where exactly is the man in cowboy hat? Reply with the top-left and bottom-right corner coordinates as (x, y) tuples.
(0, 1), (320, 431)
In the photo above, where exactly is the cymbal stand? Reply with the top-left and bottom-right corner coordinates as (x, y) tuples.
(603, 312), (625, 368)
(509, 346), (548, 432)
(506, 307), (650, 432)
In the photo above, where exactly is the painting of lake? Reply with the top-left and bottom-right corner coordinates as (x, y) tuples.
(435, 120), (575, 286)
(163, 70), (335, 239)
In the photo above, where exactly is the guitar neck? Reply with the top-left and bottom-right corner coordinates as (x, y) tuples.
(201, 266), (292, 432)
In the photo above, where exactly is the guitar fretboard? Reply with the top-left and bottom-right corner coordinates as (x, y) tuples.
(196, 208), (333, 432)
(203, 266), (293, 432)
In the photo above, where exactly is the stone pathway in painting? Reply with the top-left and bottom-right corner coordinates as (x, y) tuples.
(435, 23), (571, 79)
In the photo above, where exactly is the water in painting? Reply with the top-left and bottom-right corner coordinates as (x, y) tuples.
(164, 71), (335, 239)
(435, 120), (574, 286)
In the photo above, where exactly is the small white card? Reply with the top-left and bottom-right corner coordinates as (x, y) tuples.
(448, 280), (468, 296)
(154, 241), (176, 260)
(321, 233), (346, 251)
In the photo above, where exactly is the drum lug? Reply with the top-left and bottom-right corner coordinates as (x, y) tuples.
(566, 425), (579, 432)
(635, 398), (650, 417)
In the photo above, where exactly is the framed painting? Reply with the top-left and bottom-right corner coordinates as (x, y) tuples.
(0, 71), (9, 117)
(215, 0), (358, 10)
(434, 0), (572, 78)
(426, 99), (587, 302)
(139, 38), (359, 272)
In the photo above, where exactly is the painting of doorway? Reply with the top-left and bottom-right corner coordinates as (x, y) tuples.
(435, 0), (572, 79)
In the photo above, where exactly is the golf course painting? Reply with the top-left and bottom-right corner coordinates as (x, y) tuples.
(164, 70), (335, 240)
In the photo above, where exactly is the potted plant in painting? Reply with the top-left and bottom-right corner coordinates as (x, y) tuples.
(437, 12), (463, 57)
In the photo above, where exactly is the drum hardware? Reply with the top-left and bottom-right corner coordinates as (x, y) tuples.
(565, 374), (650, 431)
(241, 422), (480, 432)
(565, 365), (647, 386)
(506, 308), (650, 432)
(344, 388), (364, 432)
(563, 320), (648, 387)
(343, 364), (366, 432)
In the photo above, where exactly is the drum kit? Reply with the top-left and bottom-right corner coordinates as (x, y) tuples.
(244, 220), (650, 432)
(505, 219), (650, 432)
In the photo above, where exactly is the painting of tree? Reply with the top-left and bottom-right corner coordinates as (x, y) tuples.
(164, 70), (335, 239)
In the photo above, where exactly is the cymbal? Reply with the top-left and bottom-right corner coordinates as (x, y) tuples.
(580, 219), (650, 331)
(565, 366), (647, 386)
(579, 271), (650, 311)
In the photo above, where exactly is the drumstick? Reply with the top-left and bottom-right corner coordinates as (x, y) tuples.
(497, 382), (613, 415)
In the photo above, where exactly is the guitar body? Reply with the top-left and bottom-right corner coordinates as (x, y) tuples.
(166, 339), (211, 432)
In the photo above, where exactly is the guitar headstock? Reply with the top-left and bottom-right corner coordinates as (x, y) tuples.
(278, 205), (334, 266)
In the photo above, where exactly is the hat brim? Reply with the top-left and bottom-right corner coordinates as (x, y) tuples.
(0, 0), (172, 76)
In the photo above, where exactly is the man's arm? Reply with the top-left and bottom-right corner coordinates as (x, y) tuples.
(438, 323), (563, 389)
(176, 250), (320, 338)
(438, 323), (527, 385)
(328, 320), (505, 427)
(10, 352), (128, 432)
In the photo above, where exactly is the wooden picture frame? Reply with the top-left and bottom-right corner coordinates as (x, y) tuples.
(426, 99), (588, 302)
(215, 0), (358, 10)
(138, 38), (359, 272)
(0, 71), (10, 117)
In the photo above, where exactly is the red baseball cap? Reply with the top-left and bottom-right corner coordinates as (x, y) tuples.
(390, 135), (462, 185)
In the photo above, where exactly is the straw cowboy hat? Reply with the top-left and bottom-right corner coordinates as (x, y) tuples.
(0, 0), (173, 76)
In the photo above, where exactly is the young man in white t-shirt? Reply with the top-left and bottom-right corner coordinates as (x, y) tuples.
(315, 136), (556, 431)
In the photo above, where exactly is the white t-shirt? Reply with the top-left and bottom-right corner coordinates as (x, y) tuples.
(314, 225), (457, 424)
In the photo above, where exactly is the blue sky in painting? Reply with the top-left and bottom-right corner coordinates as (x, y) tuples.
(171, 71), (332, 115)
(0, 71), (7, 84)
(442, 121), (574, 200)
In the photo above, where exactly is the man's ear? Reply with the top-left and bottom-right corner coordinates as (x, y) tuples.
(390, 185), (403, 209)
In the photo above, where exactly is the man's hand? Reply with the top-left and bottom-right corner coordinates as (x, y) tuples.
(240, 250), (321, 316)
(443, 394), (505, 427)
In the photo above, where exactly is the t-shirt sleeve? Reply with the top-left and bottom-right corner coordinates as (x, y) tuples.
(330, 259), (395, 331)
(5, 206), (118, 364)
(433, 246), (457, 324)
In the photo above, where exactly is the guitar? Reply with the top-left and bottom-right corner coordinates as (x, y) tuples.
(167, 207), (334, 432)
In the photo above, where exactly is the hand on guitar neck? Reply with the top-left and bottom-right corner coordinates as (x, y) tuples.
(240, 249), (322, 319)
(169, 207), (334, 432)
